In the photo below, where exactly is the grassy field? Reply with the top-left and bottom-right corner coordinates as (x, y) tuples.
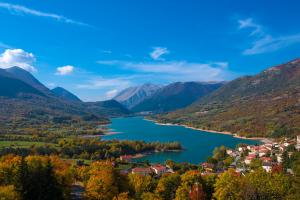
(0, 141), (59, 148)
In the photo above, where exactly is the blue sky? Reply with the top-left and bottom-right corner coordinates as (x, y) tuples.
(0, 0), (300, 101)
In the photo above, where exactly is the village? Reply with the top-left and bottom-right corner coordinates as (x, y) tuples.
(117, 135), (300, 177)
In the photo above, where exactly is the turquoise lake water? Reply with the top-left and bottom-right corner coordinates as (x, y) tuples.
(103, 117), (260, 164)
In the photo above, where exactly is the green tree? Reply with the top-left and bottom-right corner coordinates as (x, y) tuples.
(249, 158), (262, 170)
(156, 173), (181, 200)
(213, 169), (244, 200)
(128, 174), (154, 199)
(246, 168), (291, 200)
(213, 146), (227, 161)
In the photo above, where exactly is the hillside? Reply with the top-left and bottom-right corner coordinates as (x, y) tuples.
(132, 82), (223, 113)
(5, 66), (53, 96)
(0, 67), (129, 133)
(52, 87), (82, 102)
(155, 59), (300, 138)
(85, 100), (131, 117)
(113, 83), (161, 109)
(0, 70), (45, 98)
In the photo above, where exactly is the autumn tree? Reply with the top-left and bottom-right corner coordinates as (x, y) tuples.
(0, 185), (20, 200)
(213, 146), (227, 161)
(128, 174), (154, 199)
(213, 169), (244, 200)
(156, 173), (181, 200)
(84, 161), (119, 200)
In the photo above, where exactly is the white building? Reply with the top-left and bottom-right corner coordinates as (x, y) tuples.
(262, 163), (272, 173)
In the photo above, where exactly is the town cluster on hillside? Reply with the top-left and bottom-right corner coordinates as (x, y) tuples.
(118, 135), (300, 177)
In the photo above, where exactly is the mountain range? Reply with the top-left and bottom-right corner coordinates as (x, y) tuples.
(0, 67), (130, 131)
(113, 83), (161, 109)
(155, 58), (300, 138)
(131, 82), (223, 113)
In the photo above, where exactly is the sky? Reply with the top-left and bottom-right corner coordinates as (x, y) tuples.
(0, 0), (300, 101)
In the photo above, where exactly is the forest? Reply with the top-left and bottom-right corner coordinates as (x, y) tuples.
(0, 151), (298, 200)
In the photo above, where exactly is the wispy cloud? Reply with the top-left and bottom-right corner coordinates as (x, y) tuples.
(105, 89), (118, 99)
(0, 41), (12, 49)
(244, 34), (300, 55)
(238, 17), (300, 55)
(150, 47), (169, 61)
(97, 60), (234, 82)
(101, 50), (112, 54)
(56, 65), (75, 75)
(0, 2), (93, 27)
(0, 48), (36, 72)
(77, 76), (132, 90)
(238, 18), (264, 36)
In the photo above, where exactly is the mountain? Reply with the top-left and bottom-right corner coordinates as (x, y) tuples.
(5, 67), (52, 95)
(0, 69), (45, 98)
(52, 87), (82, 102)
(132, 82), (223, 113)
(85, 100), (131, 117)
(0, 67), (130, 133)
(156, 58), (300, 138)
(113, 83), (161, 109)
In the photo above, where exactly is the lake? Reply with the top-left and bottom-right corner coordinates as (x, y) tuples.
(103, 116), (260, 164)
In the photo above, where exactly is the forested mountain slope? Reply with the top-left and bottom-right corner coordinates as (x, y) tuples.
(156, 58), (300, 137)
(132, 82), (223, 113)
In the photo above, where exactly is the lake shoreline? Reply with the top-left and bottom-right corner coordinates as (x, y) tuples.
(144, 118), (271, 144)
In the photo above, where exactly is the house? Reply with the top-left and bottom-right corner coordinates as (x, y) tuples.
(258, 148), (269, 157)
(296, 143), (300, 151)
(201, 162), (214, 172)
(151, 164), (167, 176)
(279, 144), (286, 152)
(262, 162), (272, 172)
(264, 143), (273, 151)
(238, 146), (247, 152)
(260, 157), (272, 163)
(248, 152), (258, 157)
(131, 167), (153, 176)
(276, 154), (283, 163)
(226, 149), (233, 155)
(120, 155), (133, 163)
(251, 146), (260, 152)
(245, 155), (256, 165)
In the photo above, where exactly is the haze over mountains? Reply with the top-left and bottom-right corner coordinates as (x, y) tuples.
(156, 58), (300, 138)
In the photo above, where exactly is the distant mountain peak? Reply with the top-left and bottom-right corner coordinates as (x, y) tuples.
(51, 87), (82, 102)
(114, 83), (161, 109)
(5, 66), (51, 95)
(132, 81), (223, 113)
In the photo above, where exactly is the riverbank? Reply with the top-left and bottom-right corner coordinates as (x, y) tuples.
(145, 118), (272, 144)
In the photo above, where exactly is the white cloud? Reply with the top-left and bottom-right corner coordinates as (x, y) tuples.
(0, 48), (36, 72)
(105, 89), (118, 99)
(150, 47), (169, 61)
(238, 18), (300, 55)
(97, 60), (233, 82)
(56, 65), (74, 75)
(0, 2), (92, 27)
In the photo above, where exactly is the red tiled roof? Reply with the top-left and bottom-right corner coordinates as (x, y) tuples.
(132, 167), (152, 173)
